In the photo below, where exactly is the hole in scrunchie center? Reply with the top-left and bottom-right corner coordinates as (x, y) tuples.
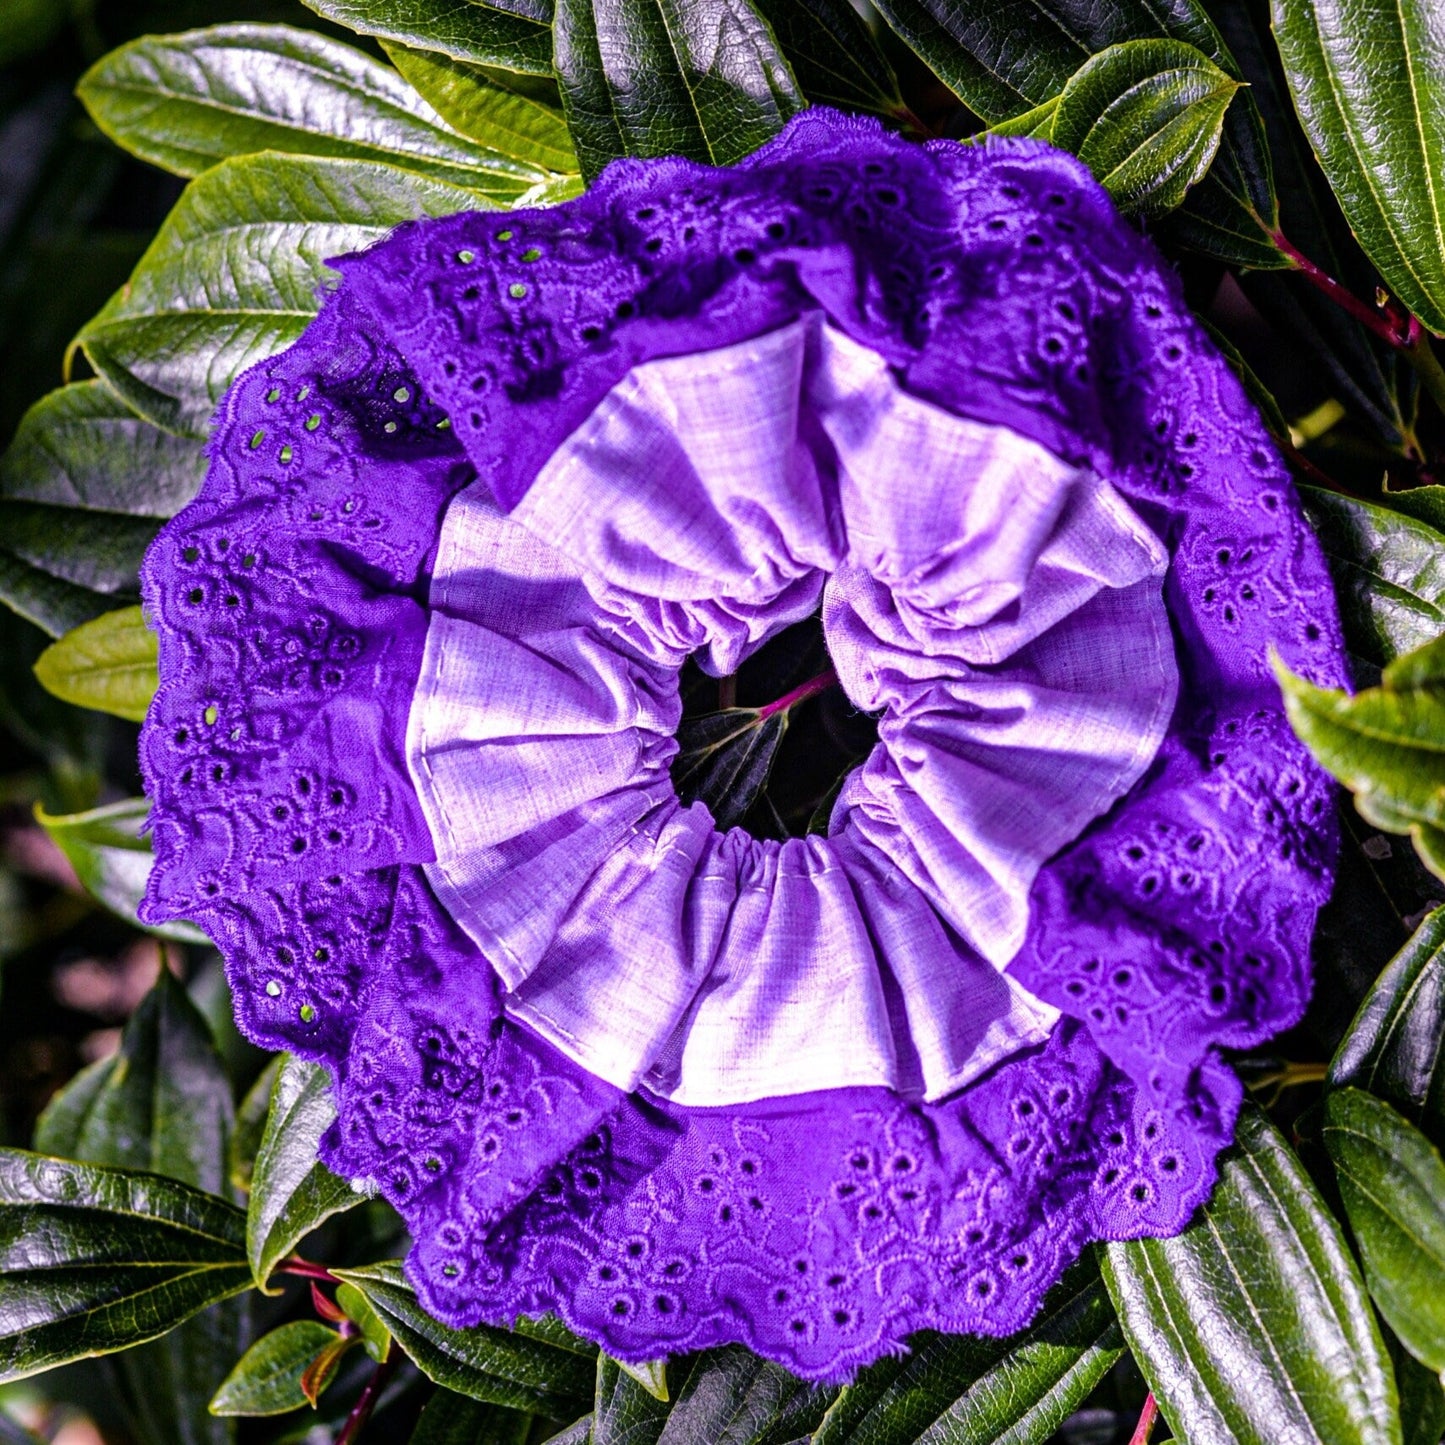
(670, 613), (878, 838)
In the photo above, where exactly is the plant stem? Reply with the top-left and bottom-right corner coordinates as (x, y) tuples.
(1129, 1392), (1161, 1445)
(335, 1343), (400, 1445)
(756, 668), (839, 721)
(276, 1256), (335, 1283)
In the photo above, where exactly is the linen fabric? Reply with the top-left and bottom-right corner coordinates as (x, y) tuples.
(137, 108), (1348, 1381)
(415, 313), (1177, 1104)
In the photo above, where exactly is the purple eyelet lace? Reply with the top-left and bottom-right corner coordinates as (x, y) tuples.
(137, 108), (1346, 1381)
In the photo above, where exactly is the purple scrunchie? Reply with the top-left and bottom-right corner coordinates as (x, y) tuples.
(137, 109), (1346, 1380)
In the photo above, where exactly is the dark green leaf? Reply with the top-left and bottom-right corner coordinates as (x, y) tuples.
(0, 1149), (250, 1383)
(332, 1261), (594, 1415)
(1103, 1107), (1399, 1445)
(36, 798), (209, 944)
(229, 1056), (283, 1199)
(382, 43), (577, 174)
(1271, 0), (1445, 333)
(1277, 636), (1445, 882)
(210, 1320), (341, 1416)
(77, 25), (550, 198)
(78, 152), (487, 437)
(1384, 486), (1445, 537)
(0, 552), (119, 641)
(869, 0), (1283, 267)
(33, 606), (157, 723)
(1051, 40), (1240, 218)
(613, 1354), (668, 1402)
(409, 1390), (531, 1444)
(336, 1281), (392, 1363)
(593, 1345), (832, 1445)
(0, 381), (206, 518)
(672, 708), (788, 831)
(1299, 488), (1445, 667)
(301, 0), (553, 77)
(1392, 1329), (1445, 1445)
(247, 1055), (357, 1290)
(748, 0), (907, 121)
(554, 0), (804, 180)
(1325, 1088), (1445, 1373)
(34, 968), (234, 1198)
(1330, 906), (1445, 1145)
(813, 1259), (1123, 1445)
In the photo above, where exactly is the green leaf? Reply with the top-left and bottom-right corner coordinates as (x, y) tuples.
(209, 1321), (341, 1416)
(35, 798), (208, 944)
(332, 1261), (595, 1415)
(300, 0), (553, 77)
(33, 605), (157, 723)
(229, 1056), (283, 1198)
(34, 968), (234, 1198)
(77, 25), (552, 199)
(1103, 1107), (1400, 1445)
(553, 0), (804, 180)
(1393, 1329), (1445, 1445)
(247, 1055), (357, 1291)
(1325, 1088), (1445, 1373)
(1330, 906), (1445, 1145)
(409, 1390), (531, 1444)
(1277, 636), (1445, 883)
(0, 381), (205, 517)
(383, 43), (577, 174)
(1299, 488), (1445, 668)
(0, 1149), (251, 1383)
(672, 708), (788, 831)
(77, 152), (488, 438)
(30, 969), (242, 1445)
(1271, 0), (1445, 334)
(869, 0), (1283, 267)
(336, 1281), (392, 1363)
(0, 552), (124, 641)
(813, 1259), (1123, 1445)
(612, 1355), (668, 1402)
(979, 97), (1059, 140)
(748, 0), (907, 122)
(1050, 40), (1241, 219)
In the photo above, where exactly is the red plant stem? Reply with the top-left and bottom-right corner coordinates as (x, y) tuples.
(1129, 1392), (1161, 1445)
(1271, 231), (1417, 349)
(276, 1257), (335, 1283)
(756, 667), (839, 721)
(335, 1343), (401, 1445)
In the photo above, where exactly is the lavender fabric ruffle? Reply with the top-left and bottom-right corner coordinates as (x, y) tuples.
(138, 109), (1347, 1380)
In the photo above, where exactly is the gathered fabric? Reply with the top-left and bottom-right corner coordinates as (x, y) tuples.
(138, 108), (1347, 1380)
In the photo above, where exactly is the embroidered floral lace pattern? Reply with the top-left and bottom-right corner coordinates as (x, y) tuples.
(139, 110), (1347, 1380)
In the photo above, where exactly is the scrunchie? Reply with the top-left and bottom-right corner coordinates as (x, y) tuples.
(138, 108), (1347, 1381)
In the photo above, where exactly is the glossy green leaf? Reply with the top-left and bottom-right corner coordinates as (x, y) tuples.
(229, 1055), (283, 1198)
(0, 552), (123, 641)
(979, 98), (1058, 140)
(1103, 1107), (1400, 1445)
(332, 1261), (595, 1415)
(210, 1321), (341, 1416)
(336, 1281), (392, 1363)
(1051, 40), (1240, 218)
(1277, 635), (1445, 883)
(383, 43), (577, 174)
(672, 708), (788, 831)
(613, 1355), (668, 1402)
(869, 0), (1282, 267)
(813, 1259), (1123, 1445)
(0, 381), (205, 518)
(1330, 906), (1445, 1144)
(31, 969), (241, 1445)
(554, 0), (804, 179)
(33, 605), (157, 723)
(78, 152), (486, 437)
(301, 0), (553, 77)
(409, 1390), (531, 1444)
(1271, 0), (1445, 334)
(1393, 1329), (1445, 1445)
(748, 0), (907, 121)
(1299, 489), (1445, 667)
(77, 25), (550, 198)
(34, 968), (234, 1198)
(592, 1345), (832, 1445)
(0, 1149), (251, 1383)
(1325, 1089), (1445, 1373)
(247, 1055), (357, 1290)
(35, 798), (208, 944)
